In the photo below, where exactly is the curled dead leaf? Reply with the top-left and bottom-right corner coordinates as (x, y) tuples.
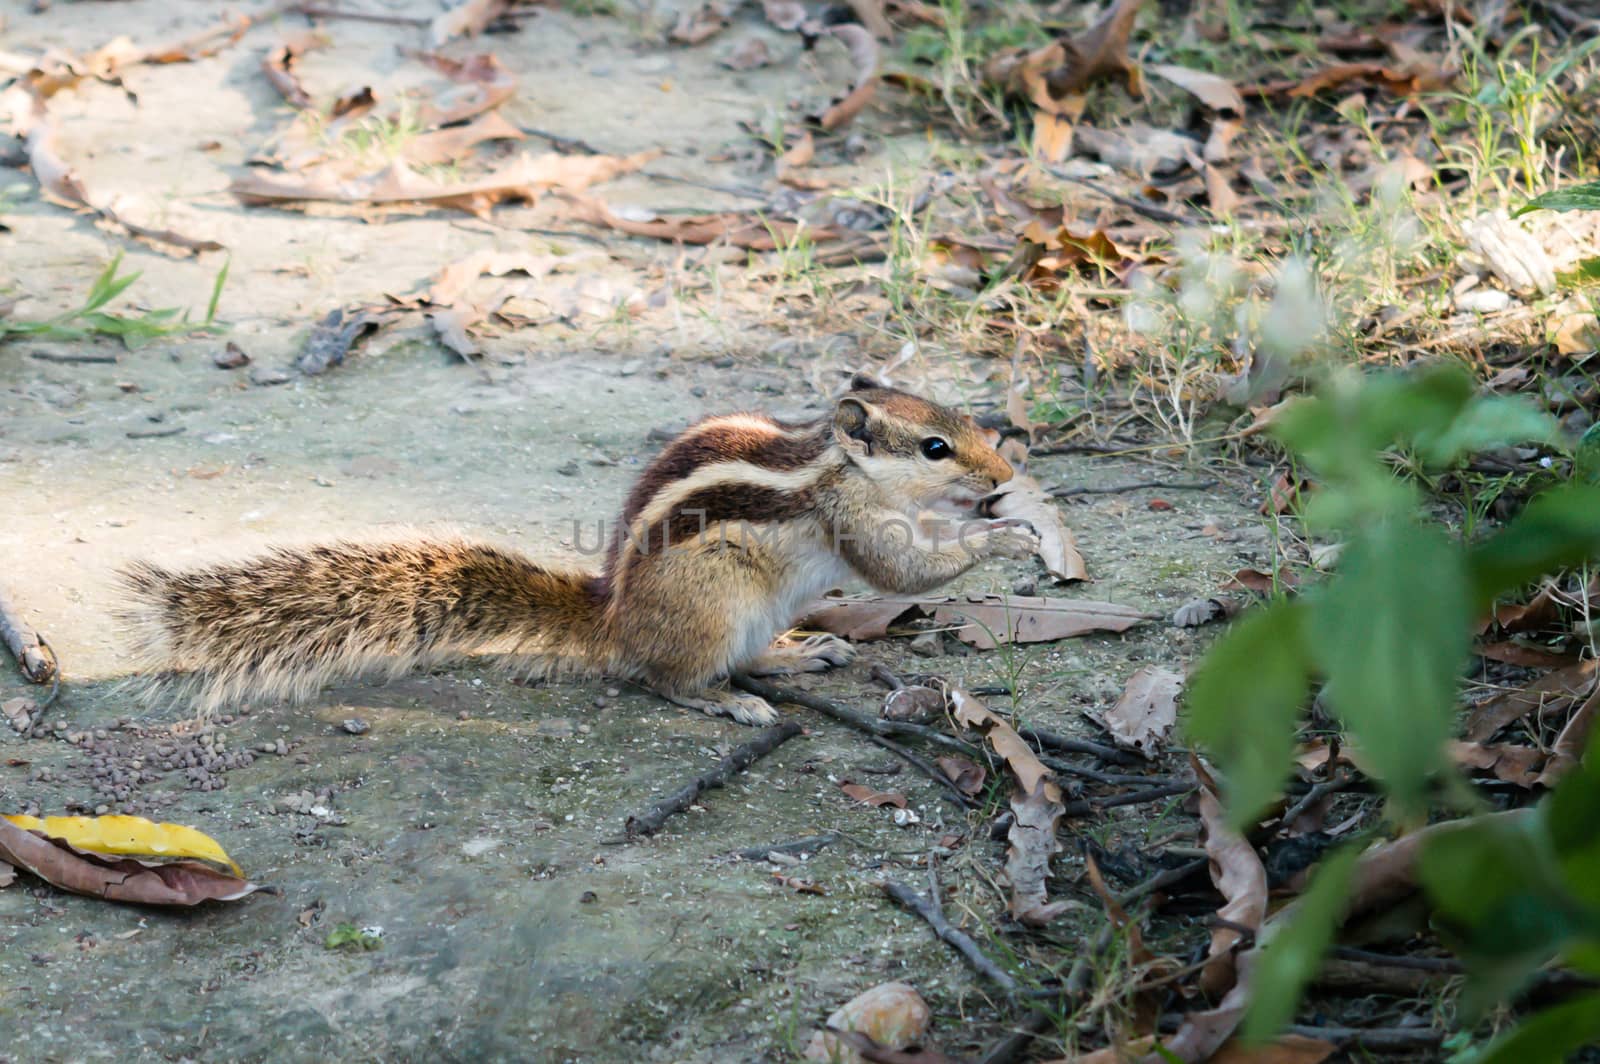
(231, 150), (657, 216)
(803, 593), (1147, 648)
(0, 815), (263, 906)
(814, 25), (879, 130)
(408, 51), (519, 128)
(985, 473), (1088, 582)
(1464, 659), (1597, 741)
(262, 33), (324, 109)
(935, 755), (986, 795)
(1194, 759), (1268, 996)
(840, 781), (908, 808)
(1104, 665), (1182, 757)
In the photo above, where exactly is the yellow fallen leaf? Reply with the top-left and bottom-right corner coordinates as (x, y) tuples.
(4, 813), (244, 876)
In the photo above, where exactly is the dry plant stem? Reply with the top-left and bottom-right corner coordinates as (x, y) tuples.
(734, 833), (838, 861)
(0, 587), (58, 687)
(1283, 1025), (1444, 1052)
(976, 1008), (1056, 1064)
(1060, 780), (1194, 818)
(613, 722), (803, 840)
(1052, 479), (1218, 497)
(882, 878), (1020, 995)
(1116, 856), (1208, 907)
(733, 675), (980, 808)
(1044, 168), (1202, 225)
(1019, 726), (1142, 766)
(282, 3), (431, 25)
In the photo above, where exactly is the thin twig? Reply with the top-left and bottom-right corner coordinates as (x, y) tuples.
(734, 833), (839, 861)
(1018, 726), (1142, 766)
(1115, 856), (1208, 907)
(976, 1009), (1056, 1064)
(1051, 479), (1218, 497)
(29, 351), (118, 364)
(1043, 168), (1203, 225)
(608, 722), (802, 841)
(1060, 780), (1195, 818)
(283, 3), (431, 25)
(0, 586), (58, 690)
(1283, 1024), (1445, 1052)
(883, 878), (1019, 995)
(734, 675), (980, 808)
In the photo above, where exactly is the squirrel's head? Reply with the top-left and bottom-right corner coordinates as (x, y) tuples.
(832, 373), (1014, 515)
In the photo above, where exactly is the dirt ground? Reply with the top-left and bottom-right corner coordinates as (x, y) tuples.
(0, 3), (1278, 1061)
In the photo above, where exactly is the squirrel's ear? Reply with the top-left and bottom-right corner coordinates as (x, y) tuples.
(849, 371), (883, 392)
(833, 396), (875, 454)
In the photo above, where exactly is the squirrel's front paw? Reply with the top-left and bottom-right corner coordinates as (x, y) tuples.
(979, 518), (1041, 560)
(719, 692), (780, 727)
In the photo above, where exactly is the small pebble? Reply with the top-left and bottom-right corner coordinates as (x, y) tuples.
(458, 710), (470, 721)
(341, 718), (370, 736)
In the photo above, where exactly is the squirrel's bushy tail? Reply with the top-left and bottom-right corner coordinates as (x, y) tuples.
(118, 539), (607, 713)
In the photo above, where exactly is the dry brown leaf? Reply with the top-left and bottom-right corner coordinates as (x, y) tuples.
(0, 817), (263, 906)
(950, 685), (1070, 921)
(804, 593), (1145, 647)
(1220, 567), (1298, 594)
(935, 755), (986, 795)
(840, 781), (908, 808)
(1006, 779), (1070, 924)
(297, 306), (391, 375)
(1491, 581), (1560, 633)
(1448, 739), (1544, 788)
(85, 14), (252, 75)
(430, 0), (513, 45)
(569, 195), (840, 248)
(804, 598), (913, 641)
(409, 51), (518, 128)
(233, 150), (656, 216)
(805, 982), (933, 1064)
(1004, 339), (1037, 443)
(1474, 641), (1579, 669)
(1148, 62), (1244, 115)
(403, 110), (525, 166)
(815, 25), (879, 130)
(774, 873), (826, 895)
(1244, 49), (1456, 98)
(1104, 665), (1182, 757)
(1195, 759), (1268, 997)
(1464, 659), (1597, 742)
(671, 1), (734, 43)
(0, 859), (14, 888)
(846, 0), (895, 39)
(933, 594), (1144, 648)
(262, 33), (323, 109)
(762, 0), (809, 30)
(721, 37), (774, 70)
(1068, 1033), (1335, 1064)
(986, 473), (1088, 582)
(24, 115), (221, 254)
(996, 0), (1144, 101)
(1536, 686), (1600, 787)
(949, 686), (1049, 797)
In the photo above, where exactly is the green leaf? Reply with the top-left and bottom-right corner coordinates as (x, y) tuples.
(1544, 728), (1600, 910)
(205, 255), (231, 326)
(1468, 991), (1600, 1064)
(1420, 811), (1583, 1013)
(1307, 520), (1469, 814)
(1414, 395), (1558, 466)
(1182, 599), (1312, 830)
(1467, 484), (1600, 607)
(1557, 257), (1600, 289)
(1514, 180), (1600, 216)
(1243, 844), (1360, 1042)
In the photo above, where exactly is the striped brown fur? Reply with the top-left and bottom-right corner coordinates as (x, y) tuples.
(119, 380), (1029, 726)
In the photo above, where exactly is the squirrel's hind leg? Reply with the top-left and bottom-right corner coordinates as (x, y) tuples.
(743, 633), (856, 676)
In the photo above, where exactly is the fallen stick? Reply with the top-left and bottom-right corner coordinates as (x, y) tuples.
(1051, 479), (1219, 497)
(1018, 726), (1142, 766)
(1060, 780), (1195, 818)
(883, 876), (1019, 995)
(611, 722), (802, 841)
(733, 675), (978, 808)
(734, 833), (838, 861)
(0, 586), (58, 690)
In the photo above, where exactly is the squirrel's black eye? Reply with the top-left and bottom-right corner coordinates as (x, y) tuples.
(920, 437), (953, 460)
